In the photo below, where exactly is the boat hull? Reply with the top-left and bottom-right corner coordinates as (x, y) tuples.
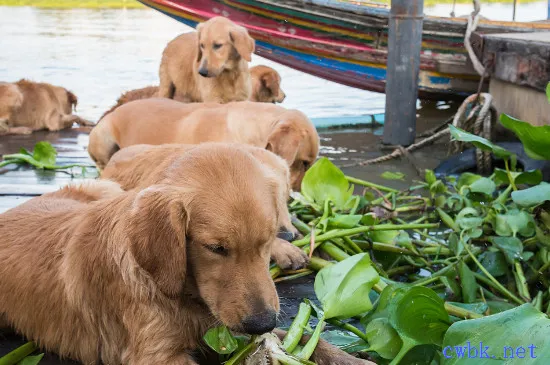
(139, 0), (550, 100)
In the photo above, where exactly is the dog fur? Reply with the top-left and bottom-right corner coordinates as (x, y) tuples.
(100, 143), (307, 270)
(158, 17), (254, 103)
(99, 65), (285, 120)
(249, 65), (285, 103)
(88, 98), (319, 190)
(0, 79), (92, 135)
(0, 145), (282, 364)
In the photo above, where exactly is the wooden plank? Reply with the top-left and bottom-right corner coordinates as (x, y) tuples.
(0, 184), (63, 196)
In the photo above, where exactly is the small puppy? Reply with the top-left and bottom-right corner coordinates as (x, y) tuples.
(99, 65), (285, 119)
(250, 65), (285, 103)
(101, 143), (307, 270)
(158, 17), (254, 103)
(0, 144), (369, 365)
(88, 99), (319, 190)
(0, 79), (92, 135)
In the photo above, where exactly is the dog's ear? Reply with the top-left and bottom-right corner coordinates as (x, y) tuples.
(66, 90), (78, 112)
(266, 121), (301, 166)
(126, 186), (189, 298)
(229, 25), (255, 62)
(261, 72), (279, 96)
(196, 23), (204, 62)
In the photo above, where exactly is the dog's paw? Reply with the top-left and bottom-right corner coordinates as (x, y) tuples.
(271, 239), (309, 270)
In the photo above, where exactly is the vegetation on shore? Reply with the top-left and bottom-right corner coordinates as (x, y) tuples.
(0, 0), (144, 9)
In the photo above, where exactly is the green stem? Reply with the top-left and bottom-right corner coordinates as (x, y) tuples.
(224, 341), (258, 365)
(282, 303), (312, 353)
(326, 318), (369, 343)
(3, 154), (93, 170)
(293, 223), (439, 247)
(307, 257), (331, 271)
(444, 302), (483, 319)
(0, 342), (37, 365)
(319, 241), (349, 261)
(345, 176), (399, 193)
(465, 245), (523, 305)
(297, 317), (325, 360)
(504, 159), (518, 191)
(274, 270), (314, 283)
(436, 208), (459, 232)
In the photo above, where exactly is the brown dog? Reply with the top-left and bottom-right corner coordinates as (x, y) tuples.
(88, 99), (319, 190)
(101, 143), (307, 270)
(250, 65), (285, 103)
(158, 17), (254, 103)
(99, 65), (285, 120)
(0, 145), (368, 365)
(0, 79), (92, 135)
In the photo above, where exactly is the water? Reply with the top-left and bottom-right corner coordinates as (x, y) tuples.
(0, 1), (547, 124)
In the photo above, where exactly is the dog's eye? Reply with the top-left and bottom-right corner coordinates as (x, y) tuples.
(200, 43), (205, 49)
(213, 43), (223, 50)
(205, 244), (229, 256)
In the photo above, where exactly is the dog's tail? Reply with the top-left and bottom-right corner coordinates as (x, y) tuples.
(88, 114), (120, 170)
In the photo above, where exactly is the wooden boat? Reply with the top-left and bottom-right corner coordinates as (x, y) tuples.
(138, 0), (550, 100)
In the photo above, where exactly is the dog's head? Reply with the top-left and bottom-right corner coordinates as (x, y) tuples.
(196, 16), (255, 78)
(125, 145), (280, 335)
(266, 111), (319, 191)
(250, 66), (285, 103)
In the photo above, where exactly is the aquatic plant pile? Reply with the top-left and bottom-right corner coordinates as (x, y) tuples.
(201, 92), (550, 364)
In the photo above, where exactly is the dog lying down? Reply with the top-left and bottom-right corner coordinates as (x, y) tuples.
(0, 79), (92, 135)
(88, 98), (319, 191)
(0, 144), (368, 365)
(101, 143), (307, 270)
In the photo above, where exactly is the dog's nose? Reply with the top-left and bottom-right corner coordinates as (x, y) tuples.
(277, 227), (297, 242)
(198, 68), (209, 77)
(241, 310), (277, 335)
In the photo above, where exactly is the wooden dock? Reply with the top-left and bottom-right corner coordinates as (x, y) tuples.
(475, 30), (550, 126)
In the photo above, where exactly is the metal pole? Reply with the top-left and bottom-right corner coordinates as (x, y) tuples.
(547, 0), (550, 20)
(383, 0), (424, 146)
(513, 0), (517, 21)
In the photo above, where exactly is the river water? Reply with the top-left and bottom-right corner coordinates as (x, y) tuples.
(0, 1), (547, 124)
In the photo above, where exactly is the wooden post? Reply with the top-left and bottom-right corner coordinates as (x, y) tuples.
(383, 0), (425, 146)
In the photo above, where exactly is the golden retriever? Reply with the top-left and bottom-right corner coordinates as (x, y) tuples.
(0, 79), (92, 135)
(88, 99), (319, 190)
(100, 143), (307, 270)
(158, 17), (254, 103)
(0, 144), (368, 365)
(250, 65), (285, 103)
(99, 65), (285, 120)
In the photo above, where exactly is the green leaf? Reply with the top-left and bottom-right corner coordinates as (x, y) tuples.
(468, 178), (496, 196)
(388, 286), (451, 347)
(325, 214), (362, 229)
(314, 253), (379, 319)
(457, 173), (482, 190)
(491, 236), (524, 264)
(458, 261), (478, 303)
(320, 330), (368, 353)
(449, 233), (463, 256)
(442, 304), (550, 364)
(369, 230), (400, 245)
(32, 141), (57, 165)
(546, 82), (550, 103)
(425, 169), (437, 185)
(512, 184), (550, 207)
(494, 168), (543, 186)
(500, 114), (550, 160)
(365, 318), (403, 359)
(495, 210), (536, 237)
(18, 147), (33, 157)
(301, 157), (354, 210)
(381, 171), (405, 181)
(456, 208), (483, 231)
(17, 354), (44, 365)
(485, 300), (517, 314)
(449, 125), (513, 159)
(479, 251), (508, 277)
(203, 326), (238, 355)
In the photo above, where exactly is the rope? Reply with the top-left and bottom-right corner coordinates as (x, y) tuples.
(448, 93), (495, 174)
(341, 93), (495, 173)
(465, 0), (486, 76)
